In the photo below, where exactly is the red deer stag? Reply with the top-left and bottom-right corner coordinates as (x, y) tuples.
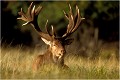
(17, 2), (85, 71)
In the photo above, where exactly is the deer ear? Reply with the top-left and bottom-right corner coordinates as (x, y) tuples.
(41, 37), (51, 46)
(64, 38), (74, 45)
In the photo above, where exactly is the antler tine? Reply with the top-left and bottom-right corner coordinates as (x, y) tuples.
(27, 2), (33, 17)
(45, 20), (52, 36)
(62, 4), (75, 38)
(63, 10), (69, 20)
(17, 2), (53, 41)
(31, 5), (35, 20)
(35, 5), (42, 16)
(71, 5), (85, 33)
(68, 15), (74, 33)
(20, 8), (25, 17)
(67, 4), (74, 33)
(17, 8), (27, 20)
(62, 4), (85, 39)
(67, 15), (74, 33)
(69, 4), (73, 17)
(71, 5), (80, 33)
(51, 25), (56, 37)
(73, 5), (79, 22)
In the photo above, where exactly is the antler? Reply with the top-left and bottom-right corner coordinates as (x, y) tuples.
(17, 2), (54, 41)
(62, 4), (85, 39)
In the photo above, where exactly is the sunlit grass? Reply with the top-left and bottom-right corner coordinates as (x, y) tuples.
(0, 46), (119, 79)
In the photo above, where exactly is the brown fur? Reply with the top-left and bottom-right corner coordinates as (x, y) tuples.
(32, 47), (68, 71)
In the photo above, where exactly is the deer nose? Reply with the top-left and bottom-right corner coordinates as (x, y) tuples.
(58, 53), (62, 56)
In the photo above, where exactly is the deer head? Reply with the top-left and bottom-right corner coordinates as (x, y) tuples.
(17, 2), (85, 63)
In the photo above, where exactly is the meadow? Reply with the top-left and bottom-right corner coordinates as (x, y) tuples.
(0, 45), (119, 79)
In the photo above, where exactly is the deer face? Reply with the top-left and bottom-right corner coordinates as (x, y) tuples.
(51, 39), (65, 59)
(41, 37), (73, 62)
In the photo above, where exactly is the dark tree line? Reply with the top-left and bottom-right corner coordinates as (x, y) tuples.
(1, 1), (119, 47)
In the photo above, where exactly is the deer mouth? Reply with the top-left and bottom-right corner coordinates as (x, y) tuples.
(56, 53), (63, 58)
(56, 56), (62, 60)
(57, 55), (62, 59)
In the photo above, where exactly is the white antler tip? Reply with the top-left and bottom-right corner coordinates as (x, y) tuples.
(76, 5), (78, 10)
(51, 25), (53, 29)
(81, 18), (85, 20)
(22, 22), (29, 26)
(32, 5), (35, 12)
(47, 19), (48, 22)
(69, 4), (71, 9)
(78, 9), (79, 14)
(21, 8), (23, 11)
(17, 18), (21, 19)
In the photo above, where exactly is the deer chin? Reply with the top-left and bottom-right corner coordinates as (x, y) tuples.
(53, 55), (62, 63)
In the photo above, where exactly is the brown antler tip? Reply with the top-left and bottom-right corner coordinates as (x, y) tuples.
(17, 8), (23, 15)
(18, 12), (21, 15)
(30, 2), (33, 5)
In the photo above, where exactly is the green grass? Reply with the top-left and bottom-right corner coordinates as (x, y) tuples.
(0, 46), (119, 79)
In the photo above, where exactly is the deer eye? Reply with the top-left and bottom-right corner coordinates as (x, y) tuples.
(53, 43), (56, 47)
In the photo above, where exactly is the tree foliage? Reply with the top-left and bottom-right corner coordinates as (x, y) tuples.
(1, 1), (119, 46)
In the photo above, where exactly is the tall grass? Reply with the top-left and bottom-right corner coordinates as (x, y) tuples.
(0, 46), (119, 79)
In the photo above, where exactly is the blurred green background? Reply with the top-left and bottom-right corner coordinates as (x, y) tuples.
(1, 1), (119, 58)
